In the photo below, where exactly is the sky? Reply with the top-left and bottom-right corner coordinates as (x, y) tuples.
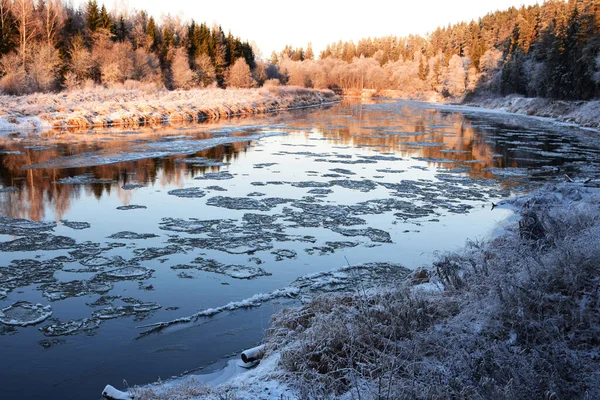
(99, 0), (542, 59)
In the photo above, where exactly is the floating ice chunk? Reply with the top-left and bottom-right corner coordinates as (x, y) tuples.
(107, 231), (159, 240)
(116, 205), (147, 210)
(0, 216), (56, 236)
(102, 384), (133, 400)
(61, 220), (91, 230)
(104, 266), (153, 279)
(137, 287), (300, 335)
(0, 301), (52, 326)
(121, 183), (145, 190)
(484, 167), (530, 177)
(53, 174), (114, 185)
(167, 187), (206, 198)
(194, 171), (234, 180)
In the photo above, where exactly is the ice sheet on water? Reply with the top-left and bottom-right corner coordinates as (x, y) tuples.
(0, 301), (52, 326)
(0, 234), (76, 252)
(176, 258), (271, 279)
(103, 266), (153, 280)
(53, 174), (115, 184)
(0, 216), (56, 236)
(484, 167), (530, 177)
(116, 204), (147, 210)
(107, 231), (159, 240)
(137, 262), (409, 336)
(167, 187), (206, 198)
(26, 132), (288, 169)
(61, 220), (91, 230)
(194, 171), (234, 180)
(175, 157), (229, 167)
(121, 183), (145, 190)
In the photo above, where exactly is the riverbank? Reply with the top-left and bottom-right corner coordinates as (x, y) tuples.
(353, 90), (599, 129)
(461, 94), (600, 129)
(0, 86), (339, 132)
(121, 178), (600, 399)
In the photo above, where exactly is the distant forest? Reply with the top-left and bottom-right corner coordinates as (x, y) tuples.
(274, 0), (599, 100)
(0, 0), (256, 93)
(0, 0), (598, 100)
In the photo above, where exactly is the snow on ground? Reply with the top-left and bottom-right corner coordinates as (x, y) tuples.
(0, 87), (339, 132)
(462, 94), (600, 129)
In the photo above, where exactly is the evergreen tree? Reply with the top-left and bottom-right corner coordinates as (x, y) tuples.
(99, 4), (112, 31)
(86, 0), (100, 33)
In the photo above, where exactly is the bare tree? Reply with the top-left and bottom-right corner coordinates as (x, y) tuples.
(13, 0), (37, 67)
(40, 0), (65, 46)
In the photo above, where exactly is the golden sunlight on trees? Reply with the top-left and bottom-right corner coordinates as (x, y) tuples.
(226, 57), (255, 88)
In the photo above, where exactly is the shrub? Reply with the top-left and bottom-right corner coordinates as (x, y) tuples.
(0, 53), (27, 95)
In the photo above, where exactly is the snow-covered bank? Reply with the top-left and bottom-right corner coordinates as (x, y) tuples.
(110, 180), (600, 399)
(0, 86), (339, 132)
(463, 94), (600, 129)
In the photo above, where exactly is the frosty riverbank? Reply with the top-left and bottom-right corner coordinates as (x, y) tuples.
(462, 94), (600, 129)
(0, 86), (339, 131)
(118, 178), (600, 399)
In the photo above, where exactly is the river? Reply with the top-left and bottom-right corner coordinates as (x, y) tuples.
(0, 99), (598, 399)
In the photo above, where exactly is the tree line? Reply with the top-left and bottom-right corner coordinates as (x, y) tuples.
(0, 0), (598, 101)
(0, 0), (256, 94)
(271, 0), (599, 100)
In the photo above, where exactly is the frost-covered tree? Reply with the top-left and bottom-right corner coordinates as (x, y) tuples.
(194, 53), (216, 87)
(0, 51), (26, 94)
(171, 47), (194, 89)
(225, 57), (254, 88)
(443, 54), (466, 97)
(28, 42), (61, 91)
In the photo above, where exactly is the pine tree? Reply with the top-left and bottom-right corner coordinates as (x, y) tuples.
(86, 0), (100, 33)
(146, 16), (158, 52)
(99, 4), (112, 31)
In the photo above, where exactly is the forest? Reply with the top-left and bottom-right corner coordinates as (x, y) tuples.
(0, 0), (256, 93)
(274, 0), (599, 100)
(0, 0), (598, 100)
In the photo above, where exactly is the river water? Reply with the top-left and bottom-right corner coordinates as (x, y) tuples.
(0, 99), (599, 399)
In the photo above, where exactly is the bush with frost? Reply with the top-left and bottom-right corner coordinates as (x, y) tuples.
(0, 53), (27, 95)
(225, 58), (255, 88)
(267, 183), (600, 399)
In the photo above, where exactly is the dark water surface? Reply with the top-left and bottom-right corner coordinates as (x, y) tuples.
(1, 99), (599, 399)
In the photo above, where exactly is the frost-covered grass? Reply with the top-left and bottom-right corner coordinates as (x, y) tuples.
(264, 182), (600, 399)
(0, 86), (338, 131)
(464, 94), (600, 128)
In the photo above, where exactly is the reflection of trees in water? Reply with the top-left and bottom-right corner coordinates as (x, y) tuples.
(0, 133), (247, 221)
(291, 101), (505, 178)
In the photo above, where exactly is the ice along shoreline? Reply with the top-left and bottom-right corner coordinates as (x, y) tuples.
(0, 86), (340, 132)
(120, 178), (600, 400)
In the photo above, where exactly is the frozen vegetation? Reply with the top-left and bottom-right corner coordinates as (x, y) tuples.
(463, 95), (600, 129)
(0, 86), (338, 131)
(126, 181), (600, 399)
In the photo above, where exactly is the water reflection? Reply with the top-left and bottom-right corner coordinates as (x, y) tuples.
(1, 99), (599, 400)
(1, 99), (597, 221)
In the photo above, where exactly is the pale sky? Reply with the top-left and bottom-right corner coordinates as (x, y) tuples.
(98, 0), (542, 59)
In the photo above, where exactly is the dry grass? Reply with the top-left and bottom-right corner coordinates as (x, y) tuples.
(0, 86), (339, 131)
(266, 183), (600, 399)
